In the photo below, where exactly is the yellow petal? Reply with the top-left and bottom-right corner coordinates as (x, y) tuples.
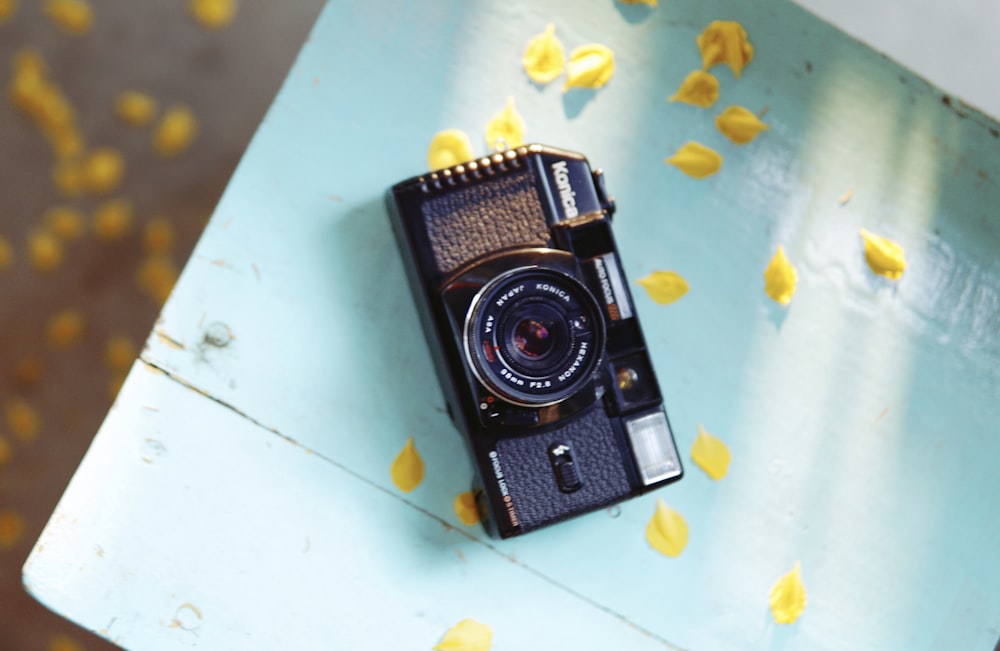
(82, 147), (125, 195)
(5, 399), (40, 442)
(715, 105), (768, 144)
(104, 335), (137, 372)
(523, 23), (565, 84)
(434, 618), (493, 651)
(564, 44), (615, 90)
(669, 70), (719, 108)
(696, 20), (754, 78)
(153, 105), (198, 157)
(763, 245), (797, 305)
(28, 231), (63, 273)
(189, 0), (238, 30)
(645, 499), (688, 557)
(769, 561), (808, 624)
(636, 271), (688, 305)
(136, 254), (178, 305)
(0, 235), (14, 271)
(390, 436), (425, 492)
(44, 0), (93, 35)
(115, 90), (158, 127)
(620, 0), (657, 5)
(690, 424), (731, 480)
(0, 0), (17, 24)
(48, 634), (85, 651)
(0, 509), (26, 549)
(665, 142), (722, 179)
(484, 97), (525, 150)
(92, 198), (134, 241)
(453, 491), (481, 526)
(427, 129), (473, 170)
(44, 206), (85, 240)
(46, 309), (85, 349)
(860, 229), (906, 280)
(0, 436), (11, 466)
(143, 217), (175, 253)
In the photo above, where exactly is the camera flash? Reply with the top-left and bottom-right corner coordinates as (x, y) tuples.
(625, 410), (682, 486)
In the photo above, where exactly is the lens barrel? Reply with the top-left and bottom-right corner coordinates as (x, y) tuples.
(466, 267), (605, 406)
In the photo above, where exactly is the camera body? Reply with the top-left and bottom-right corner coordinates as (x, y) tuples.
(386, 144), (682, 538)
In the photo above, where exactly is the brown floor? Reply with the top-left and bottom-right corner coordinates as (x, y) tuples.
(0, 2), (323, 649)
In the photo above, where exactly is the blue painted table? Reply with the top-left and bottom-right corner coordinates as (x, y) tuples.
(23, 1), (1000, 649)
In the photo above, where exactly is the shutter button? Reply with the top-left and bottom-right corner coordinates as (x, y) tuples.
(548, 442), (583, 493)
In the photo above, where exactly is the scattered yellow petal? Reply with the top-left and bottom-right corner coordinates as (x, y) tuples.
(82, 147), (125, 195)
(484, 97), (525, 149)
(763, 245), (797, 305)
(52, 158), (86, 197)
(690, 424), (731, 480)
(769, 561), (807, 624)
(44, 0), (93, 35)
(668, 70), (719, 108)
(636, 271), (688, 305)
(115, 90), (158, 127)
(108, 371), (127, 399)
(189, 0), (238, 30)
(860, 229), (906, 280)
(46, 309), (85, 349)
(390, 436), (425, 493)
(427, 129), (473, 170)
(522, 23), (565, 84)
(564, 43), (615, 90)
(5, 399), (40, 442)
(153, 105), (198, 157)
(0, 509), (26, 549)
(0, 234), (13, 271)
(620, 0), (657, 5)
(9, 49), (85, 159)
(434, 618), (493, 651)
(697, 20), (754, 78)
(136, 254), (178, 305)
(12, 356), (45, 387)
(44, 205), (85, 240)
(28, 230), (63, 272)
(143, 217), (175, 253)
(0, 0), (17, 24)
(0, 436), (11, 466)
(453, 491), (480, 526)
(665, 141), (722, 179)
(104, 335), (137, 371)
(838, 188), (853, 205)
(92, 198), (133, 241)
(48, 634), (85, 651)
(645, 499), (688, 557)
(715, 105), (768, 144)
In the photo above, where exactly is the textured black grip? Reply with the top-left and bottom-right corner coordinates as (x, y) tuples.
(496, 407), (631, 531)
(421, 170), (549, 274)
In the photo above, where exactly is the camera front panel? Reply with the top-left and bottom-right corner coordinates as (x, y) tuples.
(386, 144), (683, 538)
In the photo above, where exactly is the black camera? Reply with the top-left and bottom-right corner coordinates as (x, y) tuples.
(386, 144), (682, 538)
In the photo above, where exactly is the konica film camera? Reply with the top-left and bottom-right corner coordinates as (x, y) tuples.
(386, 144), (682, 538)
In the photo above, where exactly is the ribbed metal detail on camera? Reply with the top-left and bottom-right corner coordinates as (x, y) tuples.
(495, 407), (631, 532)
(420, 167), (550, 274)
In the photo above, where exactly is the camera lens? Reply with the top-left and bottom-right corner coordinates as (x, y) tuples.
(465, 267), (605, 406)
(514, 319), (551, 358)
